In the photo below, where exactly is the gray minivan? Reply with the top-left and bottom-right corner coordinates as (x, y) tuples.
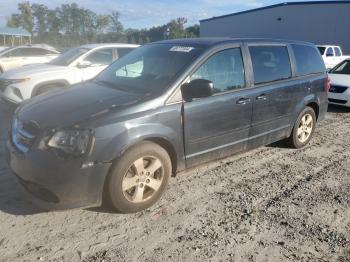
(7, 38), (329, 213)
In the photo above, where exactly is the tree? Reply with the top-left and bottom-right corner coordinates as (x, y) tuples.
(186, 24), (200, 38)
(7, 1), (33, 33)
(18, 1), (34, 33)
(32, 4), (49, 37)
(6, 2), (199, 48)
(95, 15), (111, 34)
(109, 11), (123, 33)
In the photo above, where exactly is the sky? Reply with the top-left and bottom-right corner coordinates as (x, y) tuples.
(0, 0), (324, 29)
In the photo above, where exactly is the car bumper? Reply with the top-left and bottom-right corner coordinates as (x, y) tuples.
(6, 140), (112, 210)
(328, 90), (350, 107)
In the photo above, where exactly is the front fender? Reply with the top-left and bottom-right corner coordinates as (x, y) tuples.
(91, 104), (185, 172)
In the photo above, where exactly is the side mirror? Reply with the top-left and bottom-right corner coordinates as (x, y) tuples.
(181, 79), (213, 102)
(77, 60), (92, 68)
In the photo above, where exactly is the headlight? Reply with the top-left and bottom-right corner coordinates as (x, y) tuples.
(48, 129), (93, 156)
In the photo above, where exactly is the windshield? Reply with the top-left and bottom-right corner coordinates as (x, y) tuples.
(330, 60), (350, 75)
(95, 43), (205, 95)
(49, 47), (90, 66)
(0, 47), (14, 57)
(317, 47), (326, 55)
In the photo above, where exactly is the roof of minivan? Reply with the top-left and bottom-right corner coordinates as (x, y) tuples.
(155, 38), (314, 47)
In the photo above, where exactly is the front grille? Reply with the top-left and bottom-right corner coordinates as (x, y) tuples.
(11, 118), (39, 153)
(0, 78), (13, 92)
(329, 85), (348, 93)
(328, 98), (348, 105)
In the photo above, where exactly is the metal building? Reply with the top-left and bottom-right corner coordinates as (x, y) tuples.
(200, 1), (350, 53)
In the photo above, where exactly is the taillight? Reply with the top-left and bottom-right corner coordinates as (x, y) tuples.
(325, 76), (331, 93)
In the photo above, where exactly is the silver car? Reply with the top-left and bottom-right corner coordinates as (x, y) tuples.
(0, 44), (60, 73)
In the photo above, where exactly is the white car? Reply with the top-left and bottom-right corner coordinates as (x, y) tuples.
(0, 46), (8, 52)
(328, 59), (350, 107)
(0, 43), (139, 104)
(0, 44), (60, 73)
(317, 45), (350, 70)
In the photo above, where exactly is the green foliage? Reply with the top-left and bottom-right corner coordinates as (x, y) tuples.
(6, 2), (200, 48)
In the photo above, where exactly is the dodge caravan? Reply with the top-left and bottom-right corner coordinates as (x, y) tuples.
(7, 38), (328, 213)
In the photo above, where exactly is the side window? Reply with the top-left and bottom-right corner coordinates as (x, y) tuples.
(83, 48), (113, 66)
(190, 48), (245, 94)
(292, 44), (325, 76)
(334, 47), (341, 57)
(117, 48), (134, 59)
(326, 47), (334, 57)
(30, 48), (51, 56)
(6, 48), (32, 57)
(249, 46), (291, 84)
(116, 60), (143, 78)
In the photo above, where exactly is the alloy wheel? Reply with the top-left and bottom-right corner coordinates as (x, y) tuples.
(122, 156), (164, 203)
(297, 113), (313, 143)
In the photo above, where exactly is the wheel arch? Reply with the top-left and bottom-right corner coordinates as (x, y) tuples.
(144, 137), (178, 176)
(306, 101), (319, 121)
(114, 136), (179, 176)
(289, 95), (320, 135)
(31, 79), (70, 97)
(101, 136), (179, 207)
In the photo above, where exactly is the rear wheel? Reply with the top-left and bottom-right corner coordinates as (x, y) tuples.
(286, 107), (316, 148)
(106, 141), (171, 213)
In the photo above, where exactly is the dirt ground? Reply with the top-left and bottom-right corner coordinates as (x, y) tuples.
(0, 100), (350, 262)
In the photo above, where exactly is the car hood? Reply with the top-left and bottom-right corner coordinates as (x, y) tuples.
(329, 73), (350, 86)
(17, 82), (143, 129)
(1, 63), (68, 78)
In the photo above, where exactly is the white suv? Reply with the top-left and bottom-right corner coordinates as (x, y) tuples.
(0, 43), (139, 104)
(0, 44), (59, 73)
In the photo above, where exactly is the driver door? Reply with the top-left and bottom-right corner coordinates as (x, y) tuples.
(79, 48), (115, 81)
(183, 47), (254, 167)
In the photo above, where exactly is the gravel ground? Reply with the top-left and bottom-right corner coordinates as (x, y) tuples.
(0, 100), (350, 262)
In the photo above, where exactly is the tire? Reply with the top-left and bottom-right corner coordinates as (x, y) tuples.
(106, 141), (171, 213)
(35, 85), (64, 97)
(286, 106), (316, 148)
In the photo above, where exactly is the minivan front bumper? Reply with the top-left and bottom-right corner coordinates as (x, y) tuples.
(6, 140), (111, 210)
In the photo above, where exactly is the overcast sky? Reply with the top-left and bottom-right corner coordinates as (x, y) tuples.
(0, 0), (321, 29)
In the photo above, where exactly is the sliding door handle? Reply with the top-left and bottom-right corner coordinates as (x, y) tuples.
(236, 98), (251, 105)
(256, 94), (267, 101)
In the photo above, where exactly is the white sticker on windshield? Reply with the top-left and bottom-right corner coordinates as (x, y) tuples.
(170, 46), (195, 53)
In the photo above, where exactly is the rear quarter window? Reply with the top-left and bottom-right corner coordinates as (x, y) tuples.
(292, 44), (325, 76)
(249, 46), (291, 84)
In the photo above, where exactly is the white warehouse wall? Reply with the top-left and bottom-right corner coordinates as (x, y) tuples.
(200, 2), (350, 53)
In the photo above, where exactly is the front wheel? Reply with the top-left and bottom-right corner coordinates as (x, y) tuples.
(106, 141), (171, 213)
(286, 107), (316, 148)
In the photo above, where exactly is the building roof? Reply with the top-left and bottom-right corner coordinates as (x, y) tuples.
(200, 1), (350, 22)
(0, 27), (31, 37)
